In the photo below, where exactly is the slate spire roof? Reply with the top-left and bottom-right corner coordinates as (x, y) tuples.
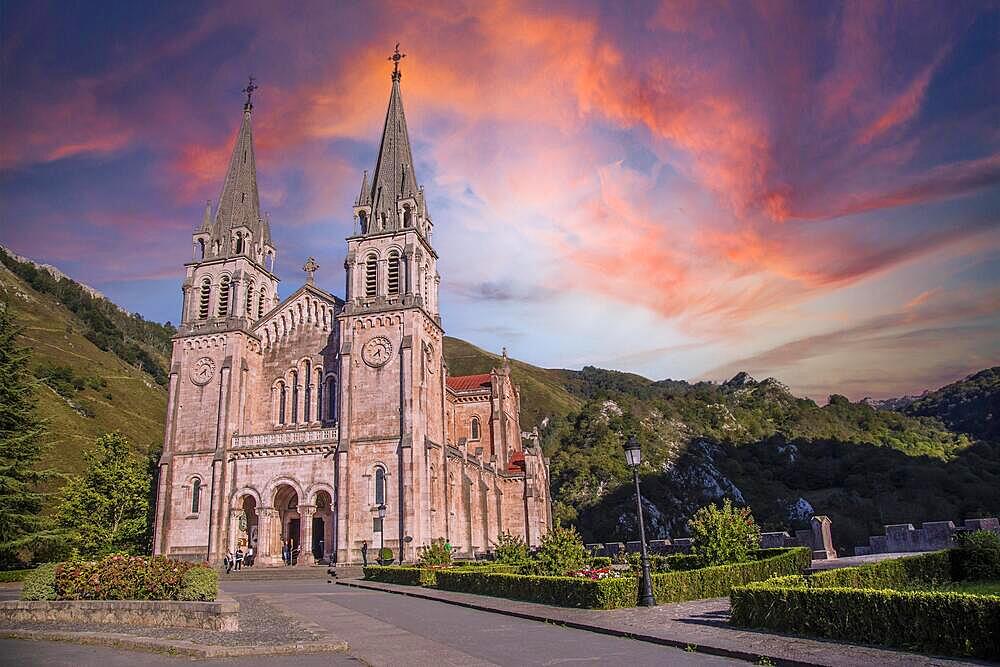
(364, 54), (420, 230)
(198, 83), (271, 257)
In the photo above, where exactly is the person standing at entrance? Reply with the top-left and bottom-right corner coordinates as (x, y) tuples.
(361, 540), (369, 566)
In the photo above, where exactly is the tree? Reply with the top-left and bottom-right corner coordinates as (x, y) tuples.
(0, 302), (59, 565)
(688, 498), (761, 565)
(54, 432), (151, 557)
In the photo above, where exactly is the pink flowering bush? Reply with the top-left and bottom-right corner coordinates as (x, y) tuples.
(569, 566), (625, 580)
(52, 553), (216, 601)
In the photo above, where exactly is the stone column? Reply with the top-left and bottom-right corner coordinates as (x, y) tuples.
(229, 509), (243, 553)
(258, 507), (278, 566)
(299, 505), (316, 565)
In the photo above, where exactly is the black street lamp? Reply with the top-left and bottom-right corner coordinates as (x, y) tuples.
(623, 435), (656, 607)
(377, 503), (387, 564)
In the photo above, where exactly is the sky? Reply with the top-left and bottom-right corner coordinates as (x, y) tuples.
(1, 0), (998, 401)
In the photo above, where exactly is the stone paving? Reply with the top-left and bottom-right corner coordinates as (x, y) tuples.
(341, 578), (986, 667)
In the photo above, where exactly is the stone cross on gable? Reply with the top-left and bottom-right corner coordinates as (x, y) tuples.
(303, 257), (319, 284)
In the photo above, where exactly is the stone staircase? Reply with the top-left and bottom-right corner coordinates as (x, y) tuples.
(219, 564), (364, 581)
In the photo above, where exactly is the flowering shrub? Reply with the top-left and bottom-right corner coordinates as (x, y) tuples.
(418, 538), (452, 567)
(494, 532), (529, 564)
(688, 499), (761, 566)
(533, 526), (589, 576)
(569, 566), (625, 580)
(51, 553), (216, 601)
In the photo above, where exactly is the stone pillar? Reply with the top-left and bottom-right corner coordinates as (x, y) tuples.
(299, 505), (316, 565)
(811, 515), (837, 560)
(228, 509), (242, 553)
(258, 507), (278, 566)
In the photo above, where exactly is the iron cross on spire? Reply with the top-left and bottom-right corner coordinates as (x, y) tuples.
(388, 43), (406, 81)
(242, 76), (258, 111)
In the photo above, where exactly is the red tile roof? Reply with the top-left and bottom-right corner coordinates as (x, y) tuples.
(507, 450), (526, 472)
(447, 373), (492, 392)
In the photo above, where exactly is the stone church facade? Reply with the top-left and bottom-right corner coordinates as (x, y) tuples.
(152, 60), (551, 566)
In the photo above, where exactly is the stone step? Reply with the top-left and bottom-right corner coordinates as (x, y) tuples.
(219, 565), (330, 581)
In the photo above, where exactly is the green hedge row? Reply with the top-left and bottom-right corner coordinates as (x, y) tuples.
(0, 569), (32, 583)
(732, 583), (999, 659)
(21, 555), (217, 601)
(649, 547), (812, 604)
(730, 550), (1000, 660)
(432, 548), (811, 609)
(363, 563), (518, 588)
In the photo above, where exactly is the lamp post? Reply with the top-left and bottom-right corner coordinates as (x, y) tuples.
(623, 435), (656, 607)
(377, 503), (387, 564)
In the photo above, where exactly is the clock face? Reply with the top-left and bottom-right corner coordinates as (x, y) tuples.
(362, 336), (393, 368)
(191, 357), (216, 385)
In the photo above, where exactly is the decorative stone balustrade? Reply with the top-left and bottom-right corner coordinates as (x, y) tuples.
(232, 426), (338, 449)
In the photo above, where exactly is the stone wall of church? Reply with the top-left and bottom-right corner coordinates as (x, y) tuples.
(161, 452), (215, 558)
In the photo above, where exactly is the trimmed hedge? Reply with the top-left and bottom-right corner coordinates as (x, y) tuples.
(433, 547), (811, 609)
(21, 563), (58, 601)
(649, 547), (812, 604)
(0, 569), (32, 583)
(31, 554), (217, 601)
(730, 550), (1000, 660)
(363, 563), (518, 588)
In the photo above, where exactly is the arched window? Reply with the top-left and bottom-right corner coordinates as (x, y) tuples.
(290, 371), (299, 423)
(403, 205), (412, 228)
(245, 281), (255, 316)
(197, 239), (205, 259)
(358, 211), (368, 234)
(375, 466), (386, 505)
(365, 254), (377, 297)
(278, 381), (287, 424)
(471, 417), (481, 440)
(212, 240), (221, 256)
(327, 377), (336, 421)
(303, 362), (312, 422)
(387, 251), (401, 295)
(315, 368), (324, 420)
(258, 289), (267, 318)
(191, 478), (202, 513)
(217, 276), (231, 317)
(198, 278), (211, 320)
(235, 234), (244, 254)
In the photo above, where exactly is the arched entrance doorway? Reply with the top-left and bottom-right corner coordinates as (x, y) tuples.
(274, 484), (300, 564)
(229, 492), (260, 560)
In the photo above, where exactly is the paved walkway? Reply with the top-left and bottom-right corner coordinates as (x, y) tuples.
(221, 579), (739, 666)
(340, 578), (984, 667)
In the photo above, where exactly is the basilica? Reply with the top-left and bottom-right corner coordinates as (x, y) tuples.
(152, 54), (552, 566)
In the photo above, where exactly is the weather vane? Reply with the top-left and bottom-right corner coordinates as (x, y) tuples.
(388, 43), (406, 81)
(242, 76), (258, 111)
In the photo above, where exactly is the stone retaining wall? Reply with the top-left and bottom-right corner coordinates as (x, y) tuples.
(854, 517), (999, 556)
(0, 597), (239, 632)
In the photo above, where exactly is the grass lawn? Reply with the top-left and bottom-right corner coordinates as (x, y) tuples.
(900, 579), (1000, 596)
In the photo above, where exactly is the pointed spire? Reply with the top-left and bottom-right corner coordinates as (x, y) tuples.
(365, 44), (419, 232)
(209, 79), (264, 257)
(356, 170), (371, 206)
(199, 200), (213, 232)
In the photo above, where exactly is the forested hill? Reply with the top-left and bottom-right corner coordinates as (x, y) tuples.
(3, 246), (996, 553)
(541, 367), (999, 553)
(0, 247), (169, 477)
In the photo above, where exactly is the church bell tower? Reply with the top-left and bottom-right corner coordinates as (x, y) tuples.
(335, 46), (446, 563)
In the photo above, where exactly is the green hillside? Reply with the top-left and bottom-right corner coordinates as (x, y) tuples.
(442, 336), (581, 429)
(903, 367), (999, 442)
(0, 257), (167, 478)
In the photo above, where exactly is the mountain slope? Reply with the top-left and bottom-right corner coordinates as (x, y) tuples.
(901, 367), (999, 442)
(0, 259), (167, 478)
(442, 336), (582, 428)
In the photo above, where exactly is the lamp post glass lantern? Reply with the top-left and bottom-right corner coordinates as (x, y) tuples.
(623, 436), (656, 607)
(377, 503), (387, 564)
